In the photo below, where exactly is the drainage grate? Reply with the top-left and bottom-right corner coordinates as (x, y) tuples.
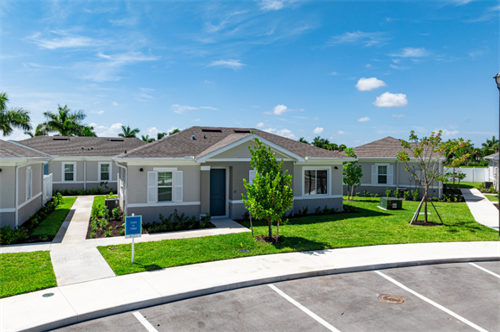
(379, 294), (405, 304)
(239, 249), (249, 253)
(42, 293), (54, 298)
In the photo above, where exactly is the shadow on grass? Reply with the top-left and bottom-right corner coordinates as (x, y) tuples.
(134, 263), (163, 271)
(270, 236), (332, 252)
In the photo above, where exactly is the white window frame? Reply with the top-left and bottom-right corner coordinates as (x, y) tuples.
(62, 162), (76, 182)
(26, 166), (32, 201)
(302, 166), (331, 197)
(147, 168), (183, 204)
(98, 162), (111, 182)
(157, 171), (174, 202)
(377, 164), (389, 184)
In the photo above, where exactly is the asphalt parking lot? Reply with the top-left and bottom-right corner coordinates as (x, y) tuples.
(55, 261), (500, 332)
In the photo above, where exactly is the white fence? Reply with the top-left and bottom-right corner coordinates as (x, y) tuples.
(43, 173), (53, 205)
(444, 167), (489, 183)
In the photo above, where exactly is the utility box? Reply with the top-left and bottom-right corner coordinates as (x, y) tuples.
(105, 198), (119, 214)
(380, 197), (403, 210)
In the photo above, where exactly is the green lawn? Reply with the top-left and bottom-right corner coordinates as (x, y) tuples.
(445, 182), (483, 189)
(484, 194), (498, 202)
(30, 197), (77, 240)
(98, 197), (498, 276)
(0, 251), (57, 298)
(92, 195), (117, 209)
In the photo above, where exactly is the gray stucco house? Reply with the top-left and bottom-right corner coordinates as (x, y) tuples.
(485, 152), (498, 191)
(18, 136), (147, 192)
(114, 127), (352, 221)
(0, 140), (52, 228)
(348, 137), (444, 198)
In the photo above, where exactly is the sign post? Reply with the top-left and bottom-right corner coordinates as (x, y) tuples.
(125, 214), (142, 263)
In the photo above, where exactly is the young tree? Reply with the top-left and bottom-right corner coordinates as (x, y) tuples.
(242, 137), (294, 241)
(0, 92), (32, 136)
(342, 148), (362, 200)
(397, 130), (469, 224)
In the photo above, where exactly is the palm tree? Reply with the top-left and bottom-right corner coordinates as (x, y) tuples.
(157, 132), (168, 140)
(312, 136), (330, 149)
(0, 92), (32, 136)
(43, 105), (87, 136)
(24, 123), (48, 138)
(482, 136), (499, 155)
(338, 144), (347, 152)
(299, 137), (310, 145)
(169, 128), (181, 135)
(326, 143), (339, 151)
(82, 125), (97, 137)
(141, 134), (155, 143)
(118, 125), (140, 138)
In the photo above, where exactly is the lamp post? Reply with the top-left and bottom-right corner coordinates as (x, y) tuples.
(495, 72), (500, 236)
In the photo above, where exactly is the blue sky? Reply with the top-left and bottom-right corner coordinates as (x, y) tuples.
(1, 0), (498, 147)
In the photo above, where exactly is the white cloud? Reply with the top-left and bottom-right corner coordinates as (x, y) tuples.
(355, 77), (386, 91)
(273, 104), (288, 115)
(256, 122), (265, 128)
(390, 47), (429, 58)
(373, 92), (408, 108)
(29, 31), (98, 49)
(276, 128), (296, 139)
(92, 122), (123, 137)
(146, 127), (160, 137)
(313, 127), (324, 134)
(112, 101), (118, 106)
(4, 128), (30, 141)
(392, 114), (405, 119)
(440, 129), (459, 136)
(357, 117), (370, 122)
(327, 31), (389, 47)
(199, 106), (218, 110)
(97, 52), (159, 63)
(91, 110), (104, 115)
(330, 71), (338, 75)
(172, 104), (198, 114)
(259, 0), (284, 10)
(208, 59), (246, 70)
(337, 131), (345, 135)
(109, 17), (137, 26)
(263, 127), (276, 133)
(168, 126), (179, 134)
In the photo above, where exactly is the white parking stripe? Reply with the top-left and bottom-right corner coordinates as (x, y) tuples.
(133, 311), (158, 332)
(375, 271), (488, 332)
(469, 263), (500, 279)
(269, 284), (341, 332)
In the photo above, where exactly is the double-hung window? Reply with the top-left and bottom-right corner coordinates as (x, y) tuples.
(147, 169), (183, 204)
(304, 168), (328, 195)
(157, 172), (173, 202)
(378, 165), (387, 184)
(63, 163), (76, 182)
(99, 163), (110, 181)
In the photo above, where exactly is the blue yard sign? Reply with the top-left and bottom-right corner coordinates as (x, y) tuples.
(125, 215), (142, 238)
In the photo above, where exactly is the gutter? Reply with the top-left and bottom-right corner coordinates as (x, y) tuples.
(115, 161), (127, 216)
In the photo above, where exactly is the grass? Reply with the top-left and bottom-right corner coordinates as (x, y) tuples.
(92, 195), (118, 209)
(445, 182), (483, 189)
(98, 197), (498, 276)
(484, 194), (498, 202)
(0, 251), (57, 298)
(30, 197), (77, 239)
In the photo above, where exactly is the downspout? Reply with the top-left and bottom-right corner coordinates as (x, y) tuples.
(115, 161), (127, 216)
(15, 159), (30, 228)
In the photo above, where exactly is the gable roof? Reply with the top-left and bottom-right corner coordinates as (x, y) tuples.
(0, 140), (50, 159)
(484, 152), (499, 160)
(354, 136), (443, 159)
(116, 127), (349, 161)
(17, 136), (147, 157)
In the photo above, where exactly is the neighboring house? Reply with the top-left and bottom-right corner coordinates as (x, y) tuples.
(0, 140), (52, 229)
(17, 136), (147, 192)
(485, 152), (499, 191)
(114, 127), (352, 221)
(349, 137), (444, 198)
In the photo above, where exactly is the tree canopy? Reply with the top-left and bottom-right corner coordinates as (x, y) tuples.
(43, 105), (89, 136)
(0, 92), (32, 136)
(118, 125), (140, 138)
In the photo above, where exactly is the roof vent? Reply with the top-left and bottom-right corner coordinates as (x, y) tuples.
(192, 135), (196, 140)
(109, 138), (124, 142)
(201, 128), (222, 133)
(81, 147), (84, 149)
(233, 129), (251, 133)
(53, 137), (69, 141)
(90, 146), (93, 150)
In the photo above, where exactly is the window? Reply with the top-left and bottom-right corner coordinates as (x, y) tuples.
(304, 169), (328, 195)
(378, 165), (387, 184)
(43, 164), (49, 175)
(26, 167), (32, 200)
(63, 163), (75, 182)
(158, 172), (173, 202)
(99, 163), (110, 181)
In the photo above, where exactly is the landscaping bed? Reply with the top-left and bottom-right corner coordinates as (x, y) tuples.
(0, 251), (57, 298)
(98, 197), (498, 276)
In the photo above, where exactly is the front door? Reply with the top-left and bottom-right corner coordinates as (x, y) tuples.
(210, 169), (226, 216)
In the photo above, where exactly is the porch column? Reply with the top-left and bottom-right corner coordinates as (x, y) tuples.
(200, 166), (210, 216)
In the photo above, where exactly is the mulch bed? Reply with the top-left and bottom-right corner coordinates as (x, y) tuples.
(255, 235), (285, 244)
(409, 220), (441, 227)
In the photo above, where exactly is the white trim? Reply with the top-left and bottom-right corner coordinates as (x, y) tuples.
(98, 162), (112, 182)
(374, 163), (390, 185)
(358, 183), (440, 189)
(18, 191), (42, 210)
(206, 158), (296, 162)
(294, 195), (342, 200)
(62, 162), (77, 182)
(127, 201), (201, 208)
(228, 199), (244, 204)
(200, 166), (210, 171)
(0, 208), (16, 213)
(153, 167), (178, 172)
(53, 180), (117, 184)
(302, 166), (332, 197)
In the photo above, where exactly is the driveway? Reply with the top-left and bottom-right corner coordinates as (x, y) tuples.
(54, 261), (500, 332)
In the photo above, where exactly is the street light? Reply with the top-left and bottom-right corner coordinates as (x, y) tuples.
(495, 72), (500, 236)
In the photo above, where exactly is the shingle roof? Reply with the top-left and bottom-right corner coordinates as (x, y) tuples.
(485, 152), (499, 159)
(17, 136), (147, 157)
(354, 136), (442, 159)
(116, 127), (349, 160)
(0, 140), (50, 158)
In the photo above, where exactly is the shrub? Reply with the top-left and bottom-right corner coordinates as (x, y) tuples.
(90, 231), (96, 238)
(363, 190), (369, 197)
(385, 188), (392, 197)
(112, 207), (122, 221)
(302, 206), (309, 216)
(394, 188), (401, 199)
(120, 229), (125, 235)
(478, 182), (485, 191)
(412, 189), (419, 201)
(314, 206), (322, 214)
(0, 226), (29, 245)
(403, 191), (410, 200)
(104, 231), (111, 237)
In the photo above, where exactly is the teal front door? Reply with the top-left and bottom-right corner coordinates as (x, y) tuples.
(210, 169), (226, 216)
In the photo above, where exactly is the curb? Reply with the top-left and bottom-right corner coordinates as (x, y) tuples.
(28, 255), (500, 332)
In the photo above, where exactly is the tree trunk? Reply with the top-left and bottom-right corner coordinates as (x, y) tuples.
(250, 213), (254, 237)
(277, 220), (280, 239)
(424, 199), (428, 222)
(351, 186), (355, 200)
(268, 217), (272, 239)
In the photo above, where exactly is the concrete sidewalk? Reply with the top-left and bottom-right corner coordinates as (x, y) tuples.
(461, 188), (499, 230)
(1, 241), (498, 332)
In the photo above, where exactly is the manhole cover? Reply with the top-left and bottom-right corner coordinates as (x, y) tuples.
(42, 293), (54, 298)
(239, 249), (249, 253)
(379, 294), (405, 304)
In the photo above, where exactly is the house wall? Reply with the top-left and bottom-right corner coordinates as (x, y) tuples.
(49, 159), (117, 191)
(215, 141), (290, 160)
(0, 165), (16, 209)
